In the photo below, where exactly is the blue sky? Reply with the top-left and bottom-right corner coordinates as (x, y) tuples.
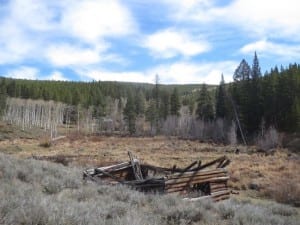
(0, 0), (299, 84)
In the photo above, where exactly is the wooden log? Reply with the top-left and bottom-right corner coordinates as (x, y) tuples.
(182, 161), (198, 172)
(218, 159), (231, 168)
(128, 151), (143, 180)
(166, 179), (228, 191)
(94, 168), (124, 183)
(166, 173), (228, 184)
(166, 176), (229, 188)
(183, 195), (211, 201)
(210, 187), (228, 193)
(166, 175), (229, 186)
(211, 190), (230, 197)
(85, 161), (131, 175)
(194, 156), (227, 170)
(166, 168), (227, 180)
(210, 183), (227, 189)
(212, 194), (230, 202)
(165, 186), (185, 193)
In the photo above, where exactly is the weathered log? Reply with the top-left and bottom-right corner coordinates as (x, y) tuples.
(94, 168), (124, 184)
(128, 151), (143, 180)
(166, 168), (227, 180)
(166, 174), (229, 186)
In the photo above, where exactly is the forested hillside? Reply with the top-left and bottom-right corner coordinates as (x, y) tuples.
(0, 53), (299, 144)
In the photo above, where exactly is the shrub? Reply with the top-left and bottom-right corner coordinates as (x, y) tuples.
(0, 153), (298, 225)
(39, 136), (52, 148)
(256, 126), (280, 151)
(266, 178), (300, 207)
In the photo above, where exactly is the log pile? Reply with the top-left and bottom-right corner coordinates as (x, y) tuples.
(83, 152), (231, 201)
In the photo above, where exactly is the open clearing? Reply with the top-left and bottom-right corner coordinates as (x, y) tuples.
(0, 124), (299, 205)
(0, 123), (300, 224)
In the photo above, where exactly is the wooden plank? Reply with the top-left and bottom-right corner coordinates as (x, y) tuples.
(85, 161), (131, 175)
(218, 159), (231, 168)
(166, 177), (229, 189)
(165, 186), (185, 193)
(194, 156), (227, 170)
(211, 190), (230, 197)
(210, 187), (228, 193)
(166, 168), (227, 180)
(212, 194), (230, 202)
(166, 172), (228, 184)
(166, 175), (229, 186)
(210, 183), (227, 189)
(128, 151), (143, 180)
(182, 161), (198, 172)
(94, 168), (124, 184)
(183, 195), (211, 201)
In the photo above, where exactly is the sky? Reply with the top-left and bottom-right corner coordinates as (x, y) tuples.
(0, 0), (299, 84)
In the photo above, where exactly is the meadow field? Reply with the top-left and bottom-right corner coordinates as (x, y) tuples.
(0, 122), (299, 224)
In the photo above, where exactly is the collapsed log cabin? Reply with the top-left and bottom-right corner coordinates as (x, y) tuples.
(83, 152), (231, 202)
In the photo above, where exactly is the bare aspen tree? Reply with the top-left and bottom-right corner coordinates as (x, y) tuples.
(3, 98), (66, 138)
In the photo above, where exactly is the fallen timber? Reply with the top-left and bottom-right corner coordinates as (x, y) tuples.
(83, 152), (231, 202)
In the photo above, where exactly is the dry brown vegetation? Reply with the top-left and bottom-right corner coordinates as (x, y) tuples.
(0, 135), (299, 206)
(0, 152), (299, 225)
(0, 121), (299, 207)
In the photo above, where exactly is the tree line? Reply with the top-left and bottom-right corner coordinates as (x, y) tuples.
(0, 53), (299, 143)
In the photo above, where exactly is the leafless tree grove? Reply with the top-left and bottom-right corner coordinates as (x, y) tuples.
(3, 98), (66, 138)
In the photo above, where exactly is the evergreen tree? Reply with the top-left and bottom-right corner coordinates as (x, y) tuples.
(134, 90), (145, 116)
(249, 51), (263, 133)
(251, 51), (262, 79)
(145, 99), (158, 132)
(233, 59), (251, 81)
(215, 74), (228, 119)
(196, 84), (214, 121)
(123, 93), (136, 134)
(159, 90), (170, 119)
(170, 88), (181, 116)
(0, 78), (7, 116)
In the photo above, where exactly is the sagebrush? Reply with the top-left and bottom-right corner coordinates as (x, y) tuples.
(0, 153), (298, 225)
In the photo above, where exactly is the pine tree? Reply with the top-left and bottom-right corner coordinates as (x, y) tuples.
(170, 88), (180, 116)
(123, 93), (136, 134)
(134, 90), (145, 116)
(159, 90), (170, 119)
(0, 78), (7, 116)
(248, 51), (263, 133)
(196, 84), (214, 121)
(251, 51), (261, 80)
(233, 59), (251, 81)
(215, 74), (228, 119)
(145, 99), (158, 132)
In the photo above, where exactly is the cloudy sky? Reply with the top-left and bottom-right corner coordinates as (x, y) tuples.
(0, 0), (299, 84)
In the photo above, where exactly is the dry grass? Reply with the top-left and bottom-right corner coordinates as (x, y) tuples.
(0, 123), (299, 206)
(0, 153), (299, 225)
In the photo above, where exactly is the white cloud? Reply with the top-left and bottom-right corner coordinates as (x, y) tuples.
(149, 61), (237, 84)
(45, 71), (68, 81)
(62, 0), (137, 42)
(240, 40), (300, 59)
(45, 44), (104, 67)
(78, 69), (153, 83)
(144, 29), (210, 58)
(225, 0), (300, 39)
(162, 0), (217, 22)
(0, 0), (136, 65)
(5, 66), (39, 80)
(0, 21), (37, 64)
(78, 60), (237, 85)
(7, 0), (61, 31)
(163, 0), (300, 40)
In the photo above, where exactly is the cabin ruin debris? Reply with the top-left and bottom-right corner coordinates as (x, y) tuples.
(83, 152), (231, 202)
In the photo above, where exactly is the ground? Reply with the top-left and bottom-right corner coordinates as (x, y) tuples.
(0, 121), (299, 207)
